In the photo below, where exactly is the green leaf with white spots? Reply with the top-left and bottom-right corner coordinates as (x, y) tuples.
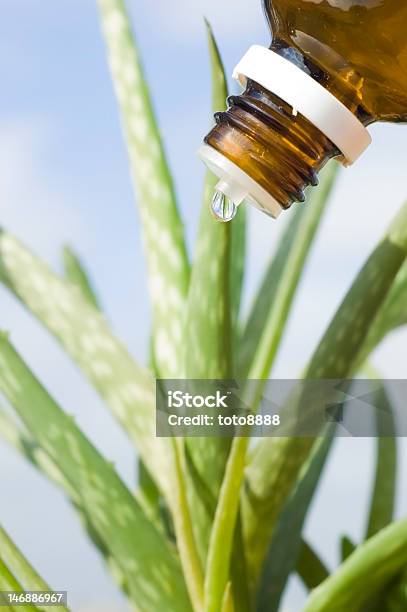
(243, 200), (407, 588)
(63, 246), (100, 310)
(0, 235), (205, 611)
(63, 245), (162, 538)
(0, 232), (173, 507)
(239, 162), (338, 378)
(62, 246), (164, 544)
(0, 408), (118, 575)
(230, 205), (246, 342)
(204, 435), (251, 612)
(0, 408), (164, 596)
(184, 20), (232, 381)
(0, 525), (68, 612)
(365, 381), (397, 540)
(0, 337), (191, 612)
(97, 0), (190, 378)
(183, 21), (236, 563)
(137, 458), (162, 524)
(256, 429), (335, 611)
(303, 518), (407, 612)
(0, 408), (73, 495)
(62, 244), (162, 533)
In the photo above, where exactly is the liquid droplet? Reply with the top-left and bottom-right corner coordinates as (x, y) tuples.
(211, 190), (237, 223)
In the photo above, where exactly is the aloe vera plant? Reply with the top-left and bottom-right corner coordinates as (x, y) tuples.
(0, 1), (406, 611)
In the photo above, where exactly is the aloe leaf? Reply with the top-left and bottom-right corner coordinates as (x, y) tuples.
(0, 526), (68, 612)
(0, 236), (206, 610)
(63, 245), (166, 528)
(230, 514), (251, 612)
(62, 248), (165, 531)
(0, 407), (136, 596)
(365, 380), (397, 539)
(63, 245), (163, 527)
(297, 540), (329, 591)
(0, 407), (117, 559)
(63, 246), (100, 310)
(239, 162), (338, 378)
(303, 518), (407, 612)
(0, 408), (174, 596)
(243, 200), (407, 586)
(64, 247), (164, 541)
(0, 408), (73, 495)
(172, 440), (205, 611)
(183, 21), (235, 562)
(138, 459), (161, 521)
(204, 436), (250, 612)
(340, 536), (356, 562)
(0, 336), (191, 611)
(256, 428), (335, 611)
(220, 583), (235, 612)
(191, 437), (252, 612)
(97, 0), (189, 378)
(230, 204), (246, 340)
(0, 558), (38, 611)
(0, 232), (172, 505)
(383, 568), (407, 611)
(184, 18), (231, 381)
(357, 261), (407, 365)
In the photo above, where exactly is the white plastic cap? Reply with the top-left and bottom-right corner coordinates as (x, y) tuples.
(233, 45), (372, 165)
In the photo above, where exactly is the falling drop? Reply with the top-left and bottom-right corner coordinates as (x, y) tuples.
(211, 190), (237, 223)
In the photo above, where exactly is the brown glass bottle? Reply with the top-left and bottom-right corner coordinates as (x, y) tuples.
(202, 0), (407, 218)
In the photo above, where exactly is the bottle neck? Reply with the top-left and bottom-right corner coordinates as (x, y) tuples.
(204, 44), (373, 211)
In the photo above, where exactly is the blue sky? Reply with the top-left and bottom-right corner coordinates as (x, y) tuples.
(0, 1), (406, 610)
